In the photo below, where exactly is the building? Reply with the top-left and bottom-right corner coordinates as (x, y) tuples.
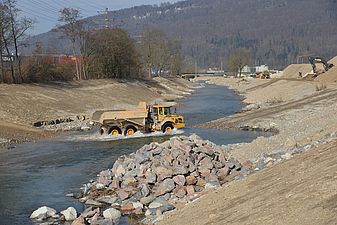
(242, 65), (269, 74)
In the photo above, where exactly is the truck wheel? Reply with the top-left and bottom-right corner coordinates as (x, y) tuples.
(124, 125), (137, 136)
(162, 123), (174, 134)
(108, 126), (122, 136)
(99, 126), (107, 135)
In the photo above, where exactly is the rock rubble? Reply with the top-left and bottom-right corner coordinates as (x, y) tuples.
(31, 131), (337, 224)
(78, 134), (244, 223)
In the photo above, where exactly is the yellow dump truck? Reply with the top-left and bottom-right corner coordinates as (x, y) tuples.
(91, 102), (185, 135)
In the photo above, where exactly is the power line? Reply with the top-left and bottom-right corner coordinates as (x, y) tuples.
(49, 0), (96, 17)
(16, 3), (58, 23)
(17, 1), (60, 17)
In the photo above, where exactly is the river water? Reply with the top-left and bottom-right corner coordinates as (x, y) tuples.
(0, 84), (265, 225)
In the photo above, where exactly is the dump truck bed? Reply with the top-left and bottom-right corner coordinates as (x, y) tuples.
(91, 102), (148, 126)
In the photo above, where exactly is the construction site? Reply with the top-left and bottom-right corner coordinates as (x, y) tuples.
(156, 55), (337, 225)
(2, 56), (337, 225)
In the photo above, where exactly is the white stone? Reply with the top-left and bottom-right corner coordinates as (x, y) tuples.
(103, 208), (121, 223)
(281, 153), (292, 160)
(30, 206), (57, 220)
(60, 207), (77, 221)
(148, 202), (163, 209)
(132, 202), (144, 209)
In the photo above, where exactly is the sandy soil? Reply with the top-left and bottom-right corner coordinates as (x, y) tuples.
(158, 73), (337, 224)
(0, 77), (195, 148)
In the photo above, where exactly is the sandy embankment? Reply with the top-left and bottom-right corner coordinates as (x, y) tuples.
(158, 71), (337, 225)
(198, 76), (337, 162)
(0, 77), (196, 148)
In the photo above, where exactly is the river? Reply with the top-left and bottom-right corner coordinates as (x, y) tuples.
(0, 84), (266, 225)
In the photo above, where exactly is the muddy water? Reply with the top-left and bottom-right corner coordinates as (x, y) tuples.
(0, 84), (266, 225)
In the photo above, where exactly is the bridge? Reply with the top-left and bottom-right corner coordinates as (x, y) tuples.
(180, 72), (227, 79)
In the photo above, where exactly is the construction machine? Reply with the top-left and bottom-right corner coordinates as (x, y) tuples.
(91, 102), (185, 136)
(308, 56), (334, 77)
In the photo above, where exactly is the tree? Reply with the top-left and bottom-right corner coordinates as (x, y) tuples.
(59, 8), (83, 80)
(140, 27), (184, 77)
(0, 3), (7, 83)
(7, 0), (33, 82)
(89, 28), (141, 79)
(0, 0), (33, 83)
(227, 49), (252, 77)
(167, 40), (183, 75)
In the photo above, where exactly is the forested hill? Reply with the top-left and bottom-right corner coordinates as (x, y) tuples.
(25, 0), (337, 69)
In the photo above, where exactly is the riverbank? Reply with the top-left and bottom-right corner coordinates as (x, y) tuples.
(197, 77), (337, 161)
(0, 77), (196, 149)
(155, 76), (337, 224)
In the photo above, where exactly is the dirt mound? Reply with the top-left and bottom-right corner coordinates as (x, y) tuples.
(282, 64), (313, 78)
(328, 55), (337, 65)
(315, 56), (337, 84)
(315, 66), (337, 83)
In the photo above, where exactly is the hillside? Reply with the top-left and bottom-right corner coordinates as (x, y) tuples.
(24, 0), (337, 69)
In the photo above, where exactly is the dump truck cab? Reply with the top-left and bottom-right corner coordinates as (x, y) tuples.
(150, 103), (185, 133)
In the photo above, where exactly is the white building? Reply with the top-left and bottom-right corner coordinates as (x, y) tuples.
(242, 65), (269, 73)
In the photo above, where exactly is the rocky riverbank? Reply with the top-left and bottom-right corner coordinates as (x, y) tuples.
(29, 134), (246, 224)
(151, 76), (337, 225)
(30, 128), (337, 225)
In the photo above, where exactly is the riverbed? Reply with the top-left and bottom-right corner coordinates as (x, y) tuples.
(0, 84), (266, 225)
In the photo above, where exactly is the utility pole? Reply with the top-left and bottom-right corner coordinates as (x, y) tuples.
(97, 8), (109, 29)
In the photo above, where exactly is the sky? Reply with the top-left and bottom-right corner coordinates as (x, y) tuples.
(16, 0), (179, 34)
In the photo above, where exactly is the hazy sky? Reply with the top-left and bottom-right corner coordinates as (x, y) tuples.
(16, 0), (179, 34)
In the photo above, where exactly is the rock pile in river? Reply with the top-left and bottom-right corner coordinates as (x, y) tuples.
(78, 134), (244, 223)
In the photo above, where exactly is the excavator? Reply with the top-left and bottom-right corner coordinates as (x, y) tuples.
(308, 56), (334, 77)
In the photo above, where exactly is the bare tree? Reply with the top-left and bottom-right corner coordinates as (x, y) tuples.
(59, 7), (83, 80)
(7, 0), (33, 82)
(168, 40), (183, 76)
(0, 2), (14, 83)
(141, 27), (182, 77)
(0, 3), (6, 83)
(227, 48), (252, 77)
(0, 0), (33, 83)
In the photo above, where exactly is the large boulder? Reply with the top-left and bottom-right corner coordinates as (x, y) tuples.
(30, 206), (57, 220)
(103, 208), (121, 224)
(153, 178), (175, 196)
(60, 207), (77, 221)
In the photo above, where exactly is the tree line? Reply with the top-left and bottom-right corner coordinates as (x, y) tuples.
(0, 2), (185, 84)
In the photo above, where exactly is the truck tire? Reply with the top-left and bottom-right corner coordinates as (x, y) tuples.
(162, 123), (174, 134)
(99, 126), (107, 135)
(108, 126), (122, 136)
(124, 125), (137, 136)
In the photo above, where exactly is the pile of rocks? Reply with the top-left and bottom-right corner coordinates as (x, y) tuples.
(30, 134), (250, 224)
(33, 115), (91, 132)
(30, 205), (120, 225)
(77, 134), (244, 223)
